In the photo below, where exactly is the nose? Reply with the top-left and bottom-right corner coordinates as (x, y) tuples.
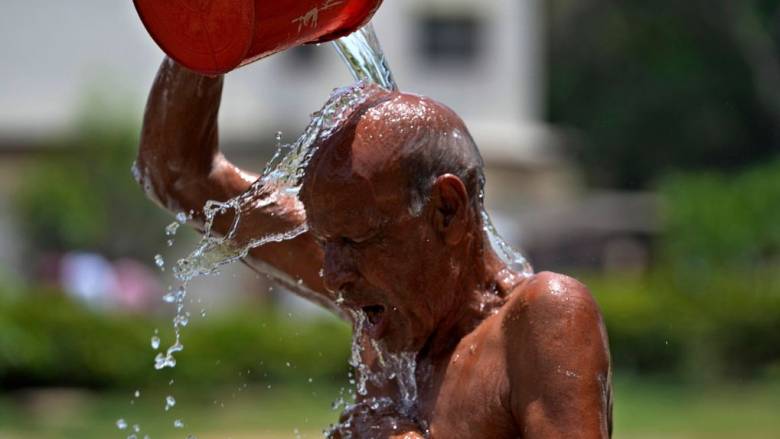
(322, 242), (359, 294)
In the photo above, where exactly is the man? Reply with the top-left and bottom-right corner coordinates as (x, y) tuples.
(136, 58), (612, 438)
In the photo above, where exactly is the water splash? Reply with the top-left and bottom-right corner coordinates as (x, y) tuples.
(172, 81), (380, 285)
(140, 82), (386, 439)
(154, 283), (187, 370)
(326, 309), (422, 437)
(481, 209), (534, 279)
(346, 311), (374, 397)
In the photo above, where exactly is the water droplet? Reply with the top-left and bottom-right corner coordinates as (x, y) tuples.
(116, 418), (128, 430)
(132, 424), (141, 433)
(165, 395), (176, 411)
(165, 221), (181, 236)
(154, 254), (165, 270)
(174, 313), (190, 327)
(131, 161), (144, 185)
(134, 390), (141, 398)
(154, 352), (176, 370)
(174, 419), (184, 428)
(176, 212), (188, 224)
(167, 341), (184, 355)
(150, 335), (160, 350)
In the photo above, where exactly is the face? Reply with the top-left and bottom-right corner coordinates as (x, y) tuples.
(301, 113), (457, 352)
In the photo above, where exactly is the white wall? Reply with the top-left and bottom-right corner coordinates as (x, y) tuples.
(0, 0), (545, 158)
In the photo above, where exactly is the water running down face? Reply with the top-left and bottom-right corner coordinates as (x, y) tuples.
(301, 88), (486, 352)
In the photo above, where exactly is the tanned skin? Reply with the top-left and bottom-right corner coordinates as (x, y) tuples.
(137, 58), (612, 438)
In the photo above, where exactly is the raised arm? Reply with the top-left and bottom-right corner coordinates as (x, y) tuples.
(136, 57), (333, 310)
(136, 57), (254, 212)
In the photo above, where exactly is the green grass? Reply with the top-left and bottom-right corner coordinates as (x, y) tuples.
(613, 378), (780, 438)
(0, 378), (778, 438)
(0, 384), (342, 439)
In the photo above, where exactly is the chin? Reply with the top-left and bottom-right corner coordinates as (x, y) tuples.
(350, 301), (428, 353)
(381, 322), (430, 354)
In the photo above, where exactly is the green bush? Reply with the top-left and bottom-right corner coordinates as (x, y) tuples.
(2, 272), (778, 389)
(659, 158), (780, 275)
(0, 290), (351, 390)
(14, 122), (169, 261)
(586, 270), (780, 381)
(548, 0), (779, 189)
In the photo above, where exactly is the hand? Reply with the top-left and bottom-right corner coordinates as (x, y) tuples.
(327, 398), (426, 439)
(328, 417), (424, 439)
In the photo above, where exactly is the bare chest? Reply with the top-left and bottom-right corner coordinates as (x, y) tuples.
(416, 322), (518, 438)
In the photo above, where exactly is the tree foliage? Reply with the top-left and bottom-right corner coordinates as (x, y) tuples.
(660, 157), (780, 274)
(548, 0), (780, 188)
(14, 121), (169, 261)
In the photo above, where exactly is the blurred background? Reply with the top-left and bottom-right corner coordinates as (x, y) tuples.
(1, 0), (779, 438)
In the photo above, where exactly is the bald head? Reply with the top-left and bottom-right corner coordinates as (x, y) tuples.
(302, 85), (485, 218)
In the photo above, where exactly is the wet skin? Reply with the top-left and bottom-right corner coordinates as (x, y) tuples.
(137, 58), (612, 438)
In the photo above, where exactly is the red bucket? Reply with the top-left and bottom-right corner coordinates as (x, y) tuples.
(134, 0), (384, 75)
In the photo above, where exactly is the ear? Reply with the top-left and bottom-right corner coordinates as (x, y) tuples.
(430, 174), (470, 246)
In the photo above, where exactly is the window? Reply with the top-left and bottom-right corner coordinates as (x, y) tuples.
(417, 14), (484, 66)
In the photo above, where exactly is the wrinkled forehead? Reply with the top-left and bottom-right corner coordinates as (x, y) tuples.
(301, 129), (403, 239)
(300, 92), (456, 235)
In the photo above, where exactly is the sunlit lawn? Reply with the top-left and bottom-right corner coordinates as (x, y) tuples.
(0, 378), (778, 438)
(0, 384), (340, 439)
(613, 378), (780, 439)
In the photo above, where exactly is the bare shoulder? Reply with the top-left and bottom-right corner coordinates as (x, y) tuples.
(501, 272), (612, 437)
(503, 271), (603, 330)
(502, 272), (610, 384)
(501, 271), (609, 361)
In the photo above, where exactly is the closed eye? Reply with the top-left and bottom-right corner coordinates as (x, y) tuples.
(312, 235), (364, 248)
(343, 232), (377, 246)
(312, 230), (379, 248)
(341, 236), (361, 246)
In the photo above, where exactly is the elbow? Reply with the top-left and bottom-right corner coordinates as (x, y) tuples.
(131, 152), (171, 211)
(132, 147), (189, 213)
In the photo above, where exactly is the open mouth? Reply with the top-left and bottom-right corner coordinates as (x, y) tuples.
(361, 304), (387, 338)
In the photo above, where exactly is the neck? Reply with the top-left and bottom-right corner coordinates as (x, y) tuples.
(420, 232), (519, 360)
